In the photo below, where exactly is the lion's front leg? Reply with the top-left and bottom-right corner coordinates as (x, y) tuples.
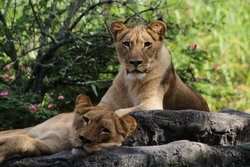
(0, 135), (52, 164)
(115, 98), (163, 117)
(116, 106), (149, 117)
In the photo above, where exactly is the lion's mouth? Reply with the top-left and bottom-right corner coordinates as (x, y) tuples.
(73, 142), (121, 152)
(73, 147), (85, 151)
(127, 69), (147, 74)
(72, 142), (122, 156)
(73, 143), (102, 154)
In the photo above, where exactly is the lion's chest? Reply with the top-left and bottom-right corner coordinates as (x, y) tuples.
(126, 80), (162, 106)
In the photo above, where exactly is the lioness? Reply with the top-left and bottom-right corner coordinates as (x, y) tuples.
(98, 21), (210, 116)
(0, 94), (136, 164)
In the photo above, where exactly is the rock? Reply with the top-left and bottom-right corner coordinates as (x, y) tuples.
(2, 109), (250, 167)
(3, 140), (250, 167)
(124, 109), (250, 146)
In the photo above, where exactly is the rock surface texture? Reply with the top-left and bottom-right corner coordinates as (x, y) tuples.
(3, 109), (250, 167)
(124, 109), (250, 146)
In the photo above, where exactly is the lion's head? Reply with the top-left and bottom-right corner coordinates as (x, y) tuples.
(71, 94), (137, 155)
(110, 21), (166, 79)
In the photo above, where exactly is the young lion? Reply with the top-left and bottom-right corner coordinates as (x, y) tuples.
(0, 95), (136, 164)
(98, 21), (210, 116)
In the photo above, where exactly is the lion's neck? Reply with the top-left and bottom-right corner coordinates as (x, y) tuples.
(153, 45), (172, 76)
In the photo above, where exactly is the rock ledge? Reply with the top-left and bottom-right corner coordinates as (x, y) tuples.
(3, 109), (250, 167)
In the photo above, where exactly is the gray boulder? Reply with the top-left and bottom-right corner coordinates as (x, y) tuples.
(124, 109), (250, 146)
(2, 109), (250, 167)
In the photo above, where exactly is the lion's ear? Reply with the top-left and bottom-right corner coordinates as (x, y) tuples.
(110, 21), (128, 41)
(119, 115), (137, 138)
(75, 94), (93, 114)
(75, 94), (93, 107)
(147, 21), (166, 41)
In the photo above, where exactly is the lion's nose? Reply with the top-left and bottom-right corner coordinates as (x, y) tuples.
(129, 61), (143, 66)
(79, 136), (92, 144)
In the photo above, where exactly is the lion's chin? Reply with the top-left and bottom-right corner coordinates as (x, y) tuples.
(126, 68), (147, 80)
(71, 142), (122, 155)
(72, 143), (102, 155)
(127, 72), (146, 80)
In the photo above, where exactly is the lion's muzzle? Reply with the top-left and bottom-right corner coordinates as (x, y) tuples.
(129, 60), (143, 66)
(79, 136), (91, 144)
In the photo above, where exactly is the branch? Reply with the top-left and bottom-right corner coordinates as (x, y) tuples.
(0, 11), (19, 74)
(0, 11), (17, 62)
(65, 71), (117, 77)
(20, 33), (110, 57)
(21, 41), (54, 56)
(56, 0), (86, 40)
(60, 0), (86, 33)
(124, 7), (157, 24)
(3, 0), (12, 17)
(60, 79), (113, 86)
(29, 0), (57, 43)
(44, 0), (58, 43)
(29, 0), (43, 33)
(24, 38), (76, 92)
(123, 3), (148, 23)
(69, 0), (118, 31)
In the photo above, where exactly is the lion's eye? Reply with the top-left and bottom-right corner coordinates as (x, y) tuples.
(122, 41), (130, 47)
(102, 128), (111, 133)
(82, 116), (89, 123)
(144, 42), (152, 48)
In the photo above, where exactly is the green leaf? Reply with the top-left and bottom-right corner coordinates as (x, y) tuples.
(91, 84), (98, 97)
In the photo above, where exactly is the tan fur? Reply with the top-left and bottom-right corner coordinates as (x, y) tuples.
(71, 95), (136, 155)
(0, 95), (136, 164)
(98, 21), (210, 116)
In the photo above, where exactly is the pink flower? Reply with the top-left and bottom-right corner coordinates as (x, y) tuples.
(234, 89), (240, 94)
(199, 76), (205, 80)
(0, 90), (8, 96)
(27, 67), (32, 72)
(30, 105), (38, 111)
(212, 64), (218, 70)
(20, 65), (25, 71)
(58, 96), (65, 101)
(48, 103), (56, 108)
(189, 44), (197, 50)
(10, 75), (16, 80)
(4, 64), (11, 70)
(3, 74), (9, 81)
(210, 80), (216, 83)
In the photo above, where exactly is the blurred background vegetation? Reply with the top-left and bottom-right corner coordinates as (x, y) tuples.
(0, 0), (249, 130)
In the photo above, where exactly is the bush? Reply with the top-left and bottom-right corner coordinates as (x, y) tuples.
(0, 88), (63, 130)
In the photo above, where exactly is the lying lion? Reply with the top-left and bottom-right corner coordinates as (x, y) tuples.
(98, 21), (210, 116)
(0, 94), (136, 164)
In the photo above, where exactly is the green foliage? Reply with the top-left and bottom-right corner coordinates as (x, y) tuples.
(0, 0), (249, 130)
(167, 0), (250, 112)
